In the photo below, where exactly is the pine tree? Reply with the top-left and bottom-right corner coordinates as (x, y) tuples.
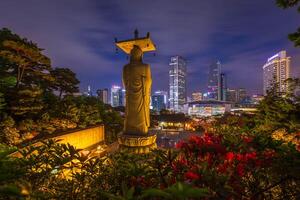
(50, 68), (80, 98)
(276, 0), (300, 47)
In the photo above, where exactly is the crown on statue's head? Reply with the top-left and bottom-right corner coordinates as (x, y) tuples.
(115, 29), (156, 54)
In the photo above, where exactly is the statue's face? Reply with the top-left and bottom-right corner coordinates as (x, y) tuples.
(130, 45), (143, 62)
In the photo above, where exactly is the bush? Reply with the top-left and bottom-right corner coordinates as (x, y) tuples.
(1, 131), (299, 199)
(0, 116), (20, 145)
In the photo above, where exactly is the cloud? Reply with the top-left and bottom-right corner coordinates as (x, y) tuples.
(0, 0), (299, 95)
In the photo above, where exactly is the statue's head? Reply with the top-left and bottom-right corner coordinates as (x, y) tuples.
(130, 45), (143, 62)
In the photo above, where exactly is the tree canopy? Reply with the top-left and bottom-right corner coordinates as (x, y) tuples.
(276, 0), (300, 46)
(50, 67), (80, 98)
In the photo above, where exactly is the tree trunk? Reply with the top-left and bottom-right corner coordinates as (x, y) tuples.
(59, 89), (63, 99)
(16, 67), (25, 88)
(16, 67), (21, 88)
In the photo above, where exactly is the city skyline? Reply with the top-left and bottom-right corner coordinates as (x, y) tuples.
(1, 1), (299, 95)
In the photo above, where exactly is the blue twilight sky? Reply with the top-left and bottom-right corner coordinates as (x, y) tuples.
(0, 0), (299, 95)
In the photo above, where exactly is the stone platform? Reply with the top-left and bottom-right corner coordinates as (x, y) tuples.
(118, 133), (157, 154)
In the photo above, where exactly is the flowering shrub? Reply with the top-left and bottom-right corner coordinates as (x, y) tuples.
(171, 133), (284, 198)
(272, 129), (300, 151)
(1, 132), (300, 199)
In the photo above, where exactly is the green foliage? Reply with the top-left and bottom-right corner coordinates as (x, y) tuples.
(50, 67), (80, 98)
(0, 76), (16, 89)
(276, 0), (300, 9)
(0, 144), (25, 199)
(8, 86), (44, 117)
(0, 93), (5, 113)
(0, 29), (123, 145)
(255, 80), (300, 133)
(142, 182), (208, 200)
(0, 116), (20, 145)
(1, 131), (299, 199)
(288, 27), (300, 47)
(276, 0), (300, 47)
(0, 39), (52, 87)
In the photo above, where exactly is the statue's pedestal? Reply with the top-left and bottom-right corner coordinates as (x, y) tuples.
(118, 133), (157, 154)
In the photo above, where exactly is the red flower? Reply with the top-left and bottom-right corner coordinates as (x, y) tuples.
(178, 156), (188, 166)
(176, 141), (187, 149)
(225, 152), (235, 162)
(184, 171), (201, 180)
(211, 144), (226, 155)
(203, 134), (213, 145)
(189, 135), (202, 145)
(245, 152), (257, 161)
(236, 153), (244, 161)
(236, 163), (245, 177)
(263, 149), (276, 159)
(217, 163), (228, 173)
(255, 159), (262, 167)
(242, 136), (253, 143)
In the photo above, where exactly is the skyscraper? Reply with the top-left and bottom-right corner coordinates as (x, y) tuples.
(111, 85), (122, 107)
(263, 51), (291, 95)
(237, 88), (247, 103)
(226, 89), (237, 103)
(169, 56), (187, 112)
(208, 60), (221, 100)
(152, 90), (168, 112)
(220, 73), (227, 101)
(84, 85), (93, 96)
(96, 88), (109, 104)
(121, 89), (126, 106)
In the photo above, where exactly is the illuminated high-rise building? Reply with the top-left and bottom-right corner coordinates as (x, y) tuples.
(96, 88), (109, 104)
(169, 56), (187, 112)
(220, 73), (227, 101)
(121, 89), (126, 106)
(152, 90), (168, 112)
(111, 85), (123, 107)
(226, 89), (237, 103)
(208, 60), (221, 100)
(263, 50), (290, 95)
(237, 88), (247, 103)
(84, 85), (93, 96)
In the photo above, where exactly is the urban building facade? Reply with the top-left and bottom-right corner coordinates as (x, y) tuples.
(226, 89), (237, 103)
(84, 85), (93, 96)
(251, 94), (264, 105)
(152, 90), (168, 112)
(263, 50), (290, 95)
(121, 89), (126, 107)
(187, 100), (231, 117)
(237, 88), (247, 103)
(169, 56), (187, 112)
(220, 73), (227, 101)
(192, 92), (202, 102)
(111, 85), (124, 107)
(96, 88), (109, 104)
(208, 61), (221, 100)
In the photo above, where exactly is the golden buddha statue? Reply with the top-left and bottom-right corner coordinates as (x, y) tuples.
(116, 30), (157, 153)
(123, 45), (151, 135)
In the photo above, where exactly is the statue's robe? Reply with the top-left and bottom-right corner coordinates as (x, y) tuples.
(123, 62), (151, 135)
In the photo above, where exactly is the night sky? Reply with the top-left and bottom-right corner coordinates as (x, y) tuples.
(0, 0), (299, 96)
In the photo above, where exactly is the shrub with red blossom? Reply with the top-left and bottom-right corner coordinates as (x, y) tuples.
(1, 132), (300, 199)
(168, 133), (300, 199)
